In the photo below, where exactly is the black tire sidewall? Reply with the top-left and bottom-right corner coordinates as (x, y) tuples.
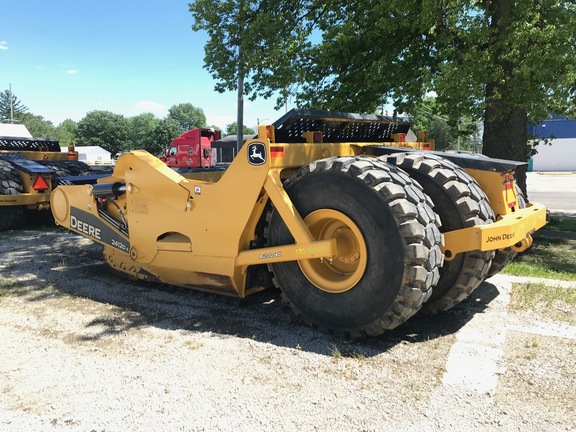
(269, 169), (405, 332)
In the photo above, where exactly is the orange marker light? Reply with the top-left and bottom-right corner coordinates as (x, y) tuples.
(504, 175), (517, 208)
(271, 146), (284, 158)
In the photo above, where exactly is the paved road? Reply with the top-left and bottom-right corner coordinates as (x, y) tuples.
(526, 172), (576, 213)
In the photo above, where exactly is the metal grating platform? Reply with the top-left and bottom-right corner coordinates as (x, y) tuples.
(272, 109), (412, 143)
(0, 136), (61, 152)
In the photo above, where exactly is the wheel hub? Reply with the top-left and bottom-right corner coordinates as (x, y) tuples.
(299, 209), (367, 293)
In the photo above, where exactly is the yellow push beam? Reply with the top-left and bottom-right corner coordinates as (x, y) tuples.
(442, 202), (547, 259)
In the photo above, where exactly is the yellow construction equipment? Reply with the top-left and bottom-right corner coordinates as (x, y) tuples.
(51, 110), (546, 337)
(0, 123), (95, 230)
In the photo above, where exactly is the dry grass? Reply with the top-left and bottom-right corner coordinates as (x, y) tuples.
(497, 332), (576, 430)
(509, 282), (576, 325)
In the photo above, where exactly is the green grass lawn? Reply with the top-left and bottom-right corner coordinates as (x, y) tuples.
(543, 216), (576, 232)
(502, 215), (576, 281)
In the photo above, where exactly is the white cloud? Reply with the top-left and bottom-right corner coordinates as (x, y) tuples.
(66, 69), (78, 74)
(134, 100), (166, 114)
(0, 41), (8, 50)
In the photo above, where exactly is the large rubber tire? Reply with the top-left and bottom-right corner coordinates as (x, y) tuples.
(37, 161), (75, 187)
(0, 160), (25, 230)
(485, 186), (527, 278)
(38, 161), (74, 177)
(380, 153), (495, 314)
(266, 156), (443, 338)
(61, 160), (92, 176)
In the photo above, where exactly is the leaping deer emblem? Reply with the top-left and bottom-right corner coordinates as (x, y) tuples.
(250, 145), (265, 163)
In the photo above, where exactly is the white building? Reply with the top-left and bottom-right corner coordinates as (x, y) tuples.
(528, 116), (576, 172)
(62, 146), (113, 166)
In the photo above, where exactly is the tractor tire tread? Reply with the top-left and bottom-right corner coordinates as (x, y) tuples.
(267, 156), (443, 338)
(380, 153), (495, 315)
(0, 160), (25, 230)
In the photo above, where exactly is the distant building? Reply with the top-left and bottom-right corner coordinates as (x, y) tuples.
(528, 115), (576, 172)
(62, 145), (113, 166)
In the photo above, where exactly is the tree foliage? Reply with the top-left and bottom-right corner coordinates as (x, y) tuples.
(127, 114), (182, 156)
(191, 0), (576, 193)
(168, 103), (207, 132)
(190, 0), (312, 103)
(17, 113), (56, 138)
(76, 111), (131, 156)
(0, 89), (28, 121)
(129, 112), (161, 152)
(149, 118), (182, 156)
(0, 91), (205, 156)
(190, 0), (316, 150)
(54, 119), (78, 147)
(225, 121), (255, 136)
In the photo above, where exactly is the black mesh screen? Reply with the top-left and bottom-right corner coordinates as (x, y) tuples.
(0, 137), (61, 152)
(272, 109), (412, 143)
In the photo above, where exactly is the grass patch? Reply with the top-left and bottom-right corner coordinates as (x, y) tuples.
(509, 282), (576, 325)
(0, 278), (33, 299)
(503, 238), (576, 281)
(545, 216), (576, 232)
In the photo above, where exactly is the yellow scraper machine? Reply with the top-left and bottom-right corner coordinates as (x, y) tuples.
(0, 124), (95, 230)
(51, 109), (546, 337)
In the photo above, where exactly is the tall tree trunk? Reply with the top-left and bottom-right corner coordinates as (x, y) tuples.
(482, 0), (529, 198)
(483, 103), (529, 198)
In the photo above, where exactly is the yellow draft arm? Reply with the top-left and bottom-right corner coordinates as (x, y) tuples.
(236, 168), (336, 267)
(263, 168), (315, 244)
(442, 202), (547, 260)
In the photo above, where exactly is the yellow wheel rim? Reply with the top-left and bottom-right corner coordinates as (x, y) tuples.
(299, 209), (368, 293)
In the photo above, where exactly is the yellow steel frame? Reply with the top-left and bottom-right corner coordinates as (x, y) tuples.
(0, 149), (77, 208)
(465, 168), (519, 217)
(442, 203), (546, 258)
(50, 126), (547, 297)
(439, 166), (547, 260)
(0, 170), (53, 208)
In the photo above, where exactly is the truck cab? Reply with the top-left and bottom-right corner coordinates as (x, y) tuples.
(162, 128), (221, 168)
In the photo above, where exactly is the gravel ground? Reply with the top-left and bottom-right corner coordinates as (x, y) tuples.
(1, 230), (575, 432)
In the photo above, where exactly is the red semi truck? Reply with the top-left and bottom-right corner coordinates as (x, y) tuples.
(160, 128), (221, 168)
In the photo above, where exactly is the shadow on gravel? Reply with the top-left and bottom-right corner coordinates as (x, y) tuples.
(0, 231), (501, 357)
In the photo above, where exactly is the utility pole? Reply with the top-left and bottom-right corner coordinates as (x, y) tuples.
(236, 0), (245, 155)
(9, 83), (14, 123)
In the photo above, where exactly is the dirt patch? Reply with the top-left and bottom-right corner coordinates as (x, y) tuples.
(1, 230), (575, 431)
(498, 333), (576, 431)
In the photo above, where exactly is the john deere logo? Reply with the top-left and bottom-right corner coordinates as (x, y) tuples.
(248, 142), (266, 166)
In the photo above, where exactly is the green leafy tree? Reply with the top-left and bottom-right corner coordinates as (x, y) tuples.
(427, 120), (454, 152)
(190, 0), (312, 151)
(150, 118), (182, 156)
(129, 112), (161, 152)
(0, 89), (28, 121)
(407, 97), (456, 151)
(225, 121), (255, 136)
(76, 110), (130, 156)
(168, 103), (207, 132)
(54, 119), (78, 147)
(193, 0), (576, 194)
(17, 112), (56, 138)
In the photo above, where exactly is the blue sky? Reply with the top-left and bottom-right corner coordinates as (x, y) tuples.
(0, 0), (282, 130)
